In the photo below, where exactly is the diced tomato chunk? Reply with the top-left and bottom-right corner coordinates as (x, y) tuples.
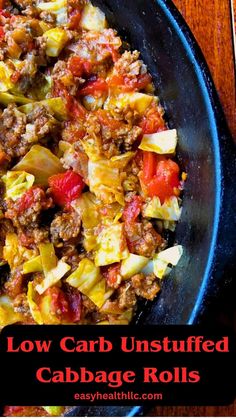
(0, 25), (4, 39)
(141, 153), (180, 203)
(17, 187), (49, 213)
(122, 195), (143, 225)
(103, 263), (121, 288)
(48, 170), (85, 207)
(45, 286), (82, 323)
(96, 109), (123, 130)
(68, 56), (92, 77)
(108, 73), (151, 92)
(139, 105), (166, 134)
(78, 77), (108, 97)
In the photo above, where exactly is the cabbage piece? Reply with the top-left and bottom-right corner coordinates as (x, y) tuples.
(0, 62), (14, 92)
(120, 253), (149, 279)
(38, 243), (57, 275)
(37, 0), (67, 25)
(83, 95), (105, 111)
(81, 134), (103, 162)
(3, 233), (37, 270)
(0, 92), (33, 105)
(83, 229), (98, 252)
(2, 171), (35, 201)
(66, 258), (100, 292)
(27, 282), (44, 325)
(153, 257), (169, 279)
(44, 28), (69, 57)
(139, 129), (178, 154)
(19, 98), (68, 121)
(35, 260), (71, 295)
(110, 152), (135, 169)
(13, 145), (64, 186)
(29, 75), (52, 101)
(157, 245), (183, 266)
(72, 192), (101, 229)
(80, 4), (107, 31)
(23, 256), (43, 274)
(0, 295), (25, 327)
(43, 407), (64, 416)
(95, 223), (128, 267)
(88, 160), (124, 205)
(66, 259), (112, 308)
(143, 196), (182, 221)
(104, 93), (154, 115)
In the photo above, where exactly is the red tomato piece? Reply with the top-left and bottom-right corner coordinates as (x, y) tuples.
(48, 170), (85, 206)
(68, 9), (82, 29)
(147, 159), (180, 203)
(0, 9), (10, 17)
(46, 286), (82, 323)
(64, 285), (82, 322)
(122, 195), (143, 225)
(53, 80), (87, 119)
(67, 56), (92, 77)
(0, 26), (4, 39)
(103, 263), (121, 288)
(139, 106), (166, 134)
(17, 187), (48, 213)
(96, 109), (123, 130)
(78, 77), (108, 97)
(108, 73), (151, 92)
(142, 151), (157, 181)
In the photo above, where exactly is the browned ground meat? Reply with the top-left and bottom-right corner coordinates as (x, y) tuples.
(50, 210), (82, 243)
(5, 187), (53, 228)
(18, 227), (49, 247)
(4, 268), (25, 299)
(117, 282), (137, 309)
(125, 220), (164, 258)
(0, 105), (27, 159)
(24, 105), (60, 143)
(52, 61), (84, 96)
(113, 50), (147, 78)
(131, 273), (161, 300)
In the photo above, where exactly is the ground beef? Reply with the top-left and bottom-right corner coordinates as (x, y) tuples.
(50, 210), (82, 244)
(23, 105), (60, 144)
(113, 50), (147, 78)
(131, 273), (160, 300)
(52, 60), (84, 96)
(4, 268), (25, 299)
(125, 220), (164, 258)
(117, 282), (137, 309)
(18, 227), (49, 247)
(0, 105), (27, 159)
(5, 187), (53, 229)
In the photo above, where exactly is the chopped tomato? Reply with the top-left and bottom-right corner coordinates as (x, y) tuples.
(122, 195), (143, 225)
(103, 263), (121, 288)
(78, 77), (108, 97)
(142, 156), (180, 203)
(64, 285), (82, 322)
(68, 56), (92, 77)
(17, 187), (50, 213)
(11, 70), (21, 83)
(143, 151), (157, 181)
(139, 105), (166, 134)
(53, 80), (87, 119)
(44, 286), (81, 323)
(96, 109), (123, 130)
(48, 170), (85, 207)
(68, 9), (82, 29)
(0, 26), (4, 39)
(108, 73), (151, 92)
(0, 9), (10, 18)
(4, 407), (47, 417)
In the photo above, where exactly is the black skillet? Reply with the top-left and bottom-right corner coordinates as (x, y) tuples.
(66, 0), (236, 415)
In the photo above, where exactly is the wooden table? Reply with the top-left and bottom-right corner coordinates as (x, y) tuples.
(150, 0), (236, 415)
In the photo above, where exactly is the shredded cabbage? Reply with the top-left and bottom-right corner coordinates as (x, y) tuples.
(139, 129), (177, 154)
(38, 243), (57, 275)
(153, 245), (183, 279)
(19, 98), (68, 121)
(88, 160), (124, 205)
(66, 258), (112, 308)
(0, 92), (33, 105)
(72, 192), (101, 229)
(81, 134), (103, 162)
(23, 256), (43, 274)
(0, 62), (14, 92)
(120, 253), (149, 279)
(13, 145), (64, 186)
(3, 233), (37, 270)
(110, 152), (135, 169)
(2, 171), (35, 201)
(37, 0), (67, 25)
(35, 260), (71, 295)
(143, 196), (182, 221)
(80, 4), (107, 31)
(104, 93), (154, 115)
(95, 223), (128, 266)
(43, 407), (64, 416)
(0, 295), (24, 327)
(27, 282), (44, 325)
(44, 28), (69, 57)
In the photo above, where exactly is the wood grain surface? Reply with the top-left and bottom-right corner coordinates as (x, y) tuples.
(172, 0), (236, 139)
(150, 0), (235, 415)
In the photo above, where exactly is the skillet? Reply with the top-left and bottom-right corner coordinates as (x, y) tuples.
(66, 0), (236, 415)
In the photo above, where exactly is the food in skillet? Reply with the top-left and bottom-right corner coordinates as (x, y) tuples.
(0, 0), (185, 333)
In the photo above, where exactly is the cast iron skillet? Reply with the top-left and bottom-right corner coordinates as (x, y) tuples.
(67, 0), (236, 416)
